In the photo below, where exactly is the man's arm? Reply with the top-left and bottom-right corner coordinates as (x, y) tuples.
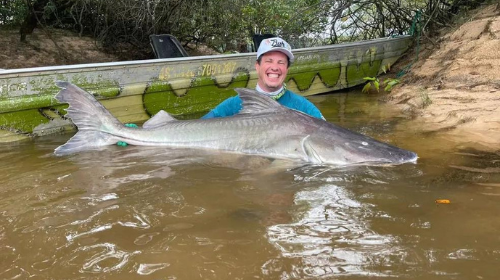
(201, 96), (242, 119)
(300, 99), (325, 120)
(282, 90), (325, 120)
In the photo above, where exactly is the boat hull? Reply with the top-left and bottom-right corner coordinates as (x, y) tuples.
(0, 36), (412, 141)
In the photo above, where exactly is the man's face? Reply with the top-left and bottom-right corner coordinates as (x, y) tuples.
(255, 51), (289, 92)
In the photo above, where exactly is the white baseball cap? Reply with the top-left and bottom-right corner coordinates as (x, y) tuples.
(256, 37), (294, 63)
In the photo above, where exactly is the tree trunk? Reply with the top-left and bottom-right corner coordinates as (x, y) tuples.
(19, 0), (50, 42)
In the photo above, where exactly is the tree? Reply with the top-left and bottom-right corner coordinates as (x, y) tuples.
(0, 0), (491, 57)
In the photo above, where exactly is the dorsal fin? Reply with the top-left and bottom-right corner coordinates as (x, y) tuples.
(234, 88), (288, 115)
(143, 110), (177, 129)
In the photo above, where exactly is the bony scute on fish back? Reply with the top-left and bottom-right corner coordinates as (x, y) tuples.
(54, 81), (417, 165)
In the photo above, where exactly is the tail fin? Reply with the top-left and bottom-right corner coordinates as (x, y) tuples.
(54, 81), (123, 155)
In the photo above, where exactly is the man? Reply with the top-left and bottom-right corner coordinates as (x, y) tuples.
(201, 37), (324, 119)
(116, 37), (323, 147)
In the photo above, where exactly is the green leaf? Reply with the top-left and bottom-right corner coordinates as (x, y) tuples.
(384, 79), (400, 92)
(362, 83), (372, 93)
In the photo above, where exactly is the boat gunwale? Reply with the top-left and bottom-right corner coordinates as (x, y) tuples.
(0, 35), (412, 76)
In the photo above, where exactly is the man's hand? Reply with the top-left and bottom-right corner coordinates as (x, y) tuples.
(117, 123), (138, 146)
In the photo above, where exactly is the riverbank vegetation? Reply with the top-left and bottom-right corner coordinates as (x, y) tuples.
(0, 0), (491, 58)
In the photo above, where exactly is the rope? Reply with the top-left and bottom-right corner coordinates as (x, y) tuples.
(396, 10), (422, 78)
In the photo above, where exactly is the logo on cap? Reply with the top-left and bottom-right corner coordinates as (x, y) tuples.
(270, 39), (285, 48)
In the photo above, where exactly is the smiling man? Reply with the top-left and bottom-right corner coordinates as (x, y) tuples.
(201, 37), (324, 119)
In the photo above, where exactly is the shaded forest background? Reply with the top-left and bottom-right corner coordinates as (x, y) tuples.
(0, 0), (491, 59)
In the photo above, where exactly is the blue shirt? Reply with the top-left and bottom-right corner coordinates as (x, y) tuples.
(202, 89), (324, 119)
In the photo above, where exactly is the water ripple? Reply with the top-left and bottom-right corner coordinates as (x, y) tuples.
(137, 263), (170, 275)
(266, 184), (402, 278)
(134, 232), (160, 245)
(117, 212), (151, 229)
(69, 205), (119, 226)
(66, 224), (113, 242)
(68, 243), (140, 274)
(81, 193), (119, 206)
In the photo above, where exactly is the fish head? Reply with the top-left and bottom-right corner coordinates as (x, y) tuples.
(301, 122), (418, 165)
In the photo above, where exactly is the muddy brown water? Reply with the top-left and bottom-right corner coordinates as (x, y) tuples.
(1, 91), (499, 280)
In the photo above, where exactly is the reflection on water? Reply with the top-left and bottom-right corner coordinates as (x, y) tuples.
(263, 164), (420, 279)
(0, 91), (499, 279)
(266, 183), (401, 278)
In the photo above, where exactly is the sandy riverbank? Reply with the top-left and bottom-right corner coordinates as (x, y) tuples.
(387, 3), (499, 152)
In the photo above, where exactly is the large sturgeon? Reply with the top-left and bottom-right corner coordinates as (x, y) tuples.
(54, 81), (417, 165)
